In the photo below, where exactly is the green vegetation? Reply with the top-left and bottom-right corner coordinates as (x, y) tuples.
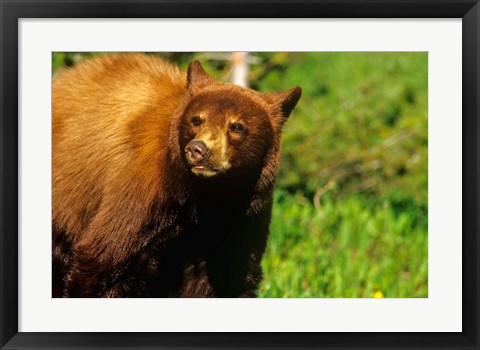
(52, 52), (428, 298)
(255, 52), (428, 298)
(259, 190), (427, 298)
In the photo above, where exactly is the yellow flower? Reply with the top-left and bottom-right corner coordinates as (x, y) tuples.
(373, 291), (384, 298)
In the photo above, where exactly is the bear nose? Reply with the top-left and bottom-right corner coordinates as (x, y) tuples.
(185, 140), (209, 163)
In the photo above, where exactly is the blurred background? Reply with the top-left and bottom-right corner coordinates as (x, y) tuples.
(53, 52), (428, 298)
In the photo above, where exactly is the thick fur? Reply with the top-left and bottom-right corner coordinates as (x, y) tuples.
(52, 53), (301, 297)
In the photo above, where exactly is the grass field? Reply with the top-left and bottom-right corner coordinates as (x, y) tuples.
(259, 191), (428, 298)
(256, 52), (428, 298)
(53, 52), (428, 298)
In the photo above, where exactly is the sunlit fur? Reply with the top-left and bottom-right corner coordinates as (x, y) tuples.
(52, 53), (301, 297)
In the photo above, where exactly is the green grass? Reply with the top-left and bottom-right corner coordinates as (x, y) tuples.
(255, 52), (428, 297)
(258, 191), (428, 298)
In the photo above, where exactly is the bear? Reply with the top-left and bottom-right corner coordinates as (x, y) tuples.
(52, 53), (301, 297)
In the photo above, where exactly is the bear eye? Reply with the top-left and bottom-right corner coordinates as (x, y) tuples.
(191, 116), (202, 127)
(230, 123), (245, 134)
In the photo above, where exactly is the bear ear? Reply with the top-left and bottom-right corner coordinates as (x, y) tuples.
(264, 86), (302, 122)
(186, 60), (215, 90)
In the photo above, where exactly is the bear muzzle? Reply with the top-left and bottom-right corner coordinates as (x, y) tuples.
(185, 139), (234, 177)
(185, 140), (210, 164)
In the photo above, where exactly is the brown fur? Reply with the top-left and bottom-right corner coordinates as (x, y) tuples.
(52, 53), (301, 297)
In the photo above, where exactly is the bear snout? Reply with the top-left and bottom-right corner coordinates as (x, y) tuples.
(185, 140), (210, 164)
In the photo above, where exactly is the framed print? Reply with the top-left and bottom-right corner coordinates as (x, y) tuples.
(1, 0), (479, 349)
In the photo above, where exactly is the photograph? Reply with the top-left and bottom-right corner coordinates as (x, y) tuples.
(52, 51), (428, 298)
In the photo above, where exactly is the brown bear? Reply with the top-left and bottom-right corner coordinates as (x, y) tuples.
(52, 53), (301, 297)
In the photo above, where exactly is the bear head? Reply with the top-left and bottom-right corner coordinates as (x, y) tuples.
(173, 60), (301, 187)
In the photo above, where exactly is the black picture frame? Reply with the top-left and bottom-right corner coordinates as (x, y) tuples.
(1, 1), (479, 349)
